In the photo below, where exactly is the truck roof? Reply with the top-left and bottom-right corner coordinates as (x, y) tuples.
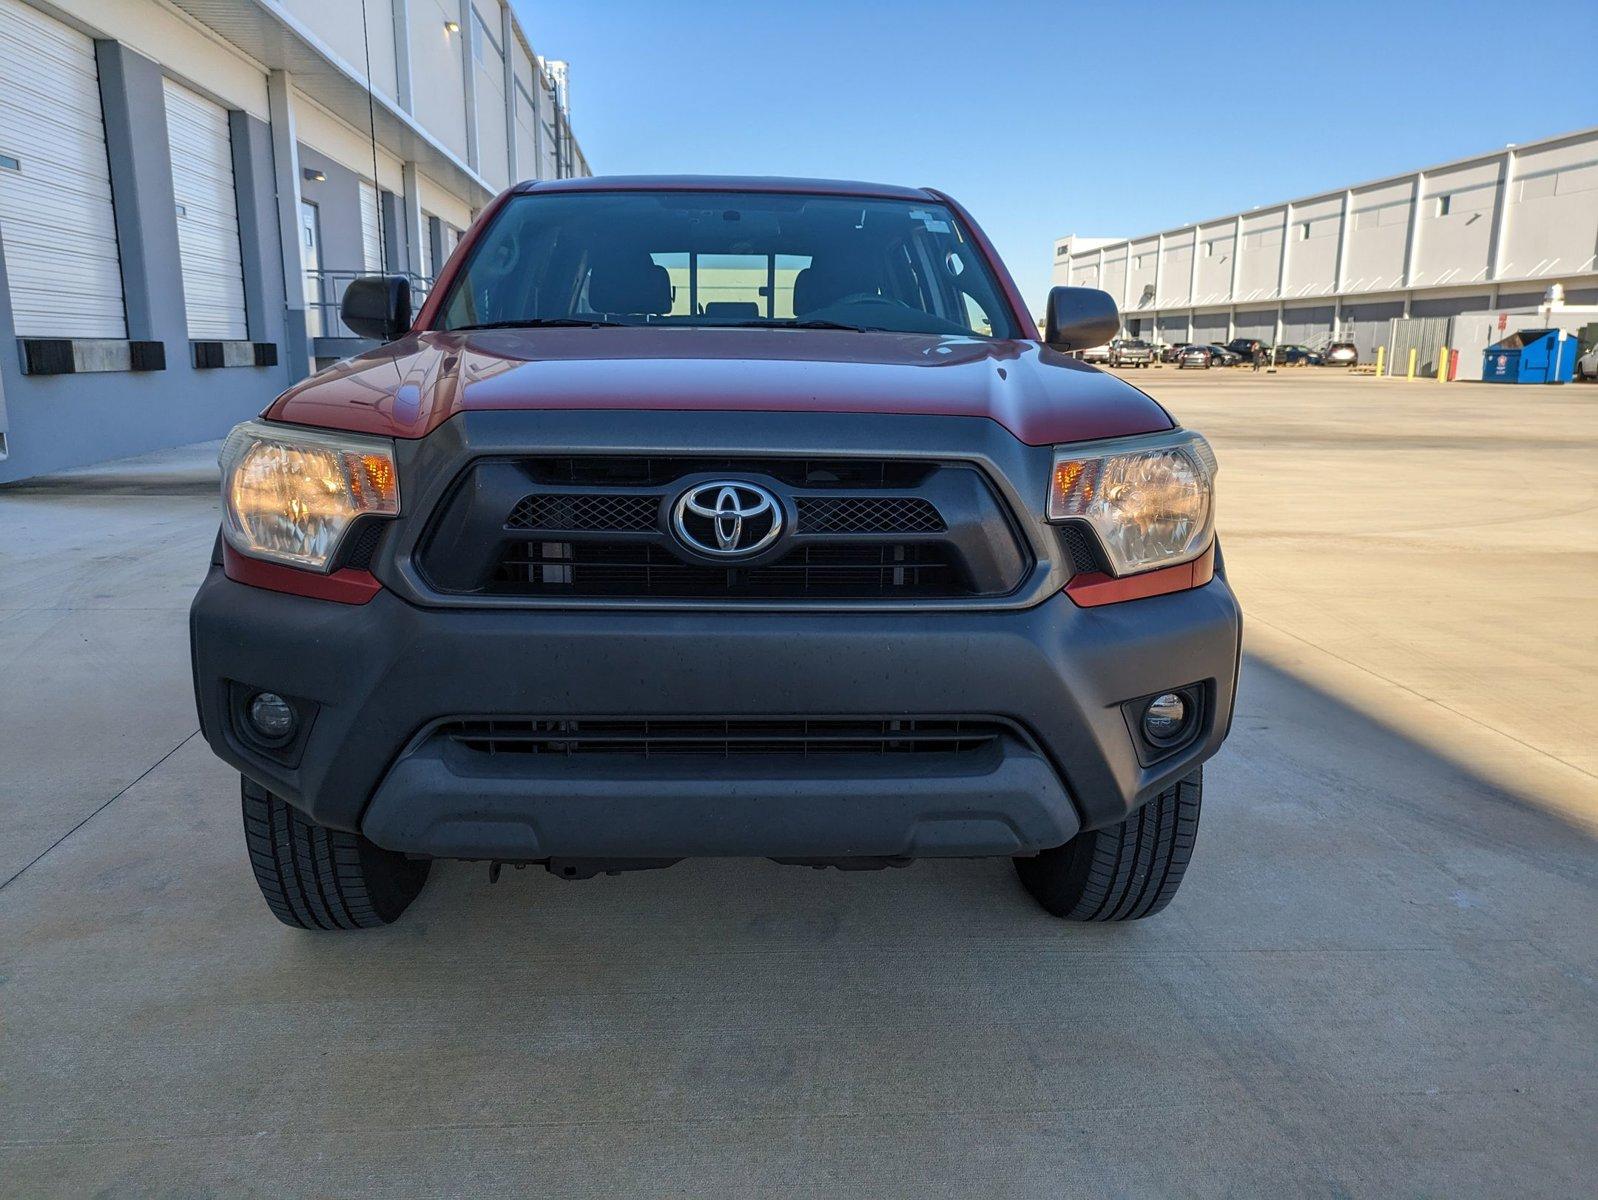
(513, 175), (938, 202)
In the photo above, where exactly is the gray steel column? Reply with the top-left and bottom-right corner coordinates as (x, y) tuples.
(229, 111), (288, 349)
(1488, 147), (1516, 282)
(94, 40), (185, 346)
(1188, 226), (1200, 308)
(1277, 204), (1293, 299)
(1275, 205), (1292, 345)
(401, 160), (425, 277)
(1333, 190), (1352, 293)
(427, 215), (445, 279)
(379, 189), (408, 272)
(1227, 214), (1243, 304)
(501, 3), (518, 183)
(0, 236), (11, 456)
(266, 70), (310, 380)
(1152, 232), (1164, 308)
(392, 0), (413, 113)
(459, 0), (479, 172)
(1402, 172), (1424, 287)
(531, 62), (547, 179)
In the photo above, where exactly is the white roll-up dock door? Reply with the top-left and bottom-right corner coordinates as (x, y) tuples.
(163, 77), (247, 341)
(0, 0), (126, 339)
(360, 180), (382, 272)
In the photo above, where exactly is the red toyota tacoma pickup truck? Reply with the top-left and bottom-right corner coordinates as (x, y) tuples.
(190, 177), (1240, 931)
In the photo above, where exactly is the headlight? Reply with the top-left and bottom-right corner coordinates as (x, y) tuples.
(219, 421), (400, 571)
(1048, 430), (1216, 575)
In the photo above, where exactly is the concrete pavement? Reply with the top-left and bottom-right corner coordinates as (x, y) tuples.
(1, 373), (1594, 1197)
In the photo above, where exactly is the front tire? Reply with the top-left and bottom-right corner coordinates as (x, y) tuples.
(1015, 768), (1201, 921)
(241, 777), (430, 930)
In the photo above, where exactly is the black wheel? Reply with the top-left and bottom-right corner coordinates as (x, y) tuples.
(241, 777), (430, 930)
(1015, 768), (1201, 921)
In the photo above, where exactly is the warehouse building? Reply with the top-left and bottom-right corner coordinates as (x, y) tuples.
(0, 0), (589, 483)
(1053, 125), (1598, 365)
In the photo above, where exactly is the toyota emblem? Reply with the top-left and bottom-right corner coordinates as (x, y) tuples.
(671, 481), (783, 558)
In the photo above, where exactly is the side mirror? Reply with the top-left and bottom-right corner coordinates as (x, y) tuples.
(1044, 286), (1120, 352)
(341, 275), (413, 342)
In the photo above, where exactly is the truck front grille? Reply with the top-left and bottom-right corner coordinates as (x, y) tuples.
(440, 717), (1008, 758)
(494, 540), (963, 598)
(416, 455), (1028, 603)
(506, 493), (658, 532)
(502, 492), (946, 537)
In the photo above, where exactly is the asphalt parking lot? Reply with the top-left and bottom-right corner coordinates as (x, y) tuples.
(2, 369), (1594, 1198)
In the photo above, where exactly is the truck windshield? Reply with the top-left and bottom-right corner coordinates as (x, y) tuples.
(436, 190), (1020, 338)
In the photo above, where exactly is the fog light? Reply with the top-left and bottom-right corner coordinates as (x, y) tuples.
(248, 692), (296, 741)
(1142, 692), (1188, 743)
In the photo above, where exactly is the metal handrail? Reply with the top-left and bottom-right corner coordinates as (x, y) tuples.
(304, 269), (433, 339)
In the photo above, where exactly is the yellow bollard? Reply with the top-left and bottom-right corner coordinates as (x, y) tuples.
(1436, 347), (1448, 383)
(1376, 346), (1386, 376)
(1406, 347), (1417, 381)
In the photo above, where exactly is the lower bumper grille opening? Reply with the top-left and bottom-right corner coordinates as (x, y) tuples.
(492, 541), (968, 598)
(440, 718), (1009, 758)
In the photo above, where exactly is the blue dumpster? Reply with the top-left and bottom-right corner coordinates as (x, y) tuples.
(1482, 328), (1577, 384)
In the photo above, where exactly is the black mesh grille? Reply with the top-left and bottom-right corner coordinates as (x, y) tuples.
(341, 521), (384, 570)
(1059, 524), (1109, 575)
(507, 493), (659, 532)
(796, 496), (945, 534)
(494, 540), (965, 598)
(440, 717), (1006, 758)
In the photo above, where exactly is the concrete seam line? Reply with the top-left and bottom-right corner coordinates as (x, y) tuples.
(0, 729), (200, 894)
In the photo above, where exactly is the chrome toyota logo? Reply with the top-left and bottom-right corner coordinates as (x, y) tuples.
(671, 481), (783, 558)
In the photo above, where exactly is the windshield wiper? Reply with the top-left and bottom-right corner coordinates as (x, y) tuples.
(451, 317), (634, 331)
(715, 319), (881, 333)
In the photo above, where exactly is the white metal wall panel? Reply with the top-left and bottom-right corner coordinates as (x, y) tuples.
(0, 0), (126, 338)
(420, 211), (434, 279)
(359, 180), (381, 271)
(514, 81), (538, 183)
(163, 78), (246, 340)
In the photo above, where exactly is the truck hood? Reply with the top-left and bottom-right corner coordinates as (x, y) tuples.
(265, 327), (1174, 446)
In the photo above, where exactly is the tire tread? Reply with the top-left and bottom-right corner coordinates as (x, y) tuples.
(240, 778), (427, 930)
(1016, 767), (1203, 922)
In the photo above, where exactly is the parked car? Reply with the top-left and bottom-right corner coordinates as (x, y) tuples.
(1203, 344), (1243, 366)
(1322, 342), (1359, 367)
(1109, 338), (1156, 367)
(1272, 344), (1322, 366)
(1177, 345), (1214, 369)
(1575, 343), (1597, 380)
(1160, 342), (1191, 363)
(192, 176), (1239, 931)
(1078, 341), (1113, 363)
(1225, 338), (1270, 362)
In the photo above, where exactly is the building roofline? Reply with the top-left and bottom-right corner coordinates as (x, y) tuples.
(1058, 123), (1598, 255)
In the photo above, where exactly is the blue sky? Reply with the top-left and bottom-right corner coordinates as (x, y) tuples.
(511, 0), (1596, 314)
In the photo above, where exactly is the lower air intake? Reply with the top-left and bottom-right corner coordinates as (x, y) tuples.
(439, 717), (1010, 758)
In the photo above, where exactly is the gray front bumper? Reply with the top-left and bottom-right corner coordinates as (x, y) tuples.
(191, 567), (1241, 857)
(363, 727), (1077, 860)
